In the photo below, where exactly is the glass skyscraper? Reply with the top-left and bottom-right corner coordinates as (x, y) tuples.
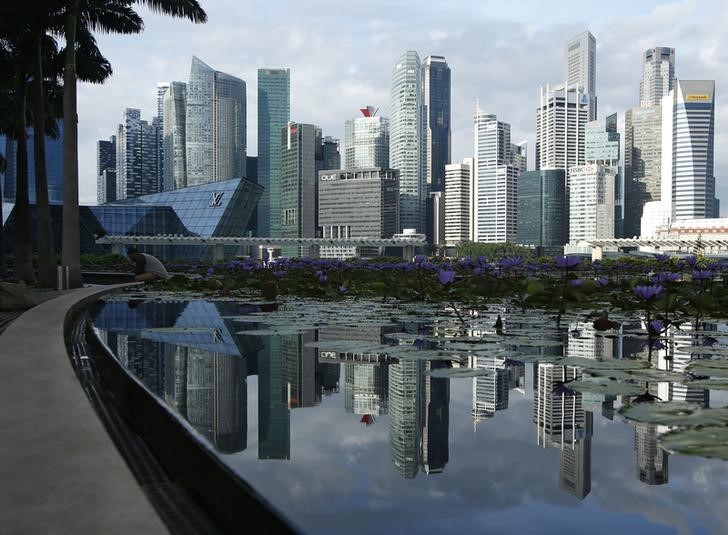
(564, 31), (597, 121)
(257, 68), (290, 237)
(640, 47), (675, 107)
(344, 107), (389, 169)
(163, 81), (188, 191)
(116, 108), (160, 200)
(97, 135), (116, 204)
(186, 56), (246, 187)
(390, 50), (424, 233)
(422, 55), (451, 193)
(517, 169), (567, 254)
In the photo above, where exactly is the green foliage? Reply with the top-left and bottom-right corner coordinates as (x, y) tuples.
(453, 241), (535, 260)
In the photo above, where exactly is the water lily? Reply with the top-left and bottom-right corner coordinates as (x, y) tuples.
(653, 271), (680, 283)
(692, 270), (713, 281)
(597, 276), (610, 287)
(569, 279), (583, 287)
(499, 256), (525, 269)
(438, 270), (456, 285)
(554, 256), (580, 270)
(647, 319), (664, 337)
(653, 253), (671, 262)
(338, 285), (348, 294)
(683, 255), (699, 268)
(633, 284), (665, 301)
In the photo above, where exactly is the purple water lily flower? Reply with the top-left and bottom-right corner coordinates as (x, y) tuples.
(633, 284), (665, 301)
(692, 270), (713, 281)
(472, 267), (484, 276)
(438, 270), (456, 285)
(647, 319), (664, 337)
(273, 270), (285, 278)
(654, 271), (680, 283)
(413, 254), (427, 266)
(569, 279), (583, 287)
(648, 339), (666, 351)
(597, 276), (610, 287)
(653, 253), (671, 262)
(338, 285), (348, 294)
(499, 256), (525, 269)
(554, 256), (581, 270)
(684, 255), (699, 267)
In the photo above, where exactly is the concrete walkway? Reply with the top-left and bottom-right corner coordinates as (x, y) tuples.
(0, 284), (167, 534)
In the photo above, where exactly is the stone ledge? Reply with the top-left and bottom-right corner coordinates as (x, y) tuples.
(0, 283), (166, 535)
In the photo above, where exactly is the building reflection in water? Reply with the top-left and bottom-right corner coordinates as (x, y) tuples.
(634, 422), (669, 485)
(469, 356), (509, 427)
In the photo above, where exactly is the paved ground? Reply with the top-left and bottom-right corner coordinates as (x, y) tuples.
(0, 284), (167, 534)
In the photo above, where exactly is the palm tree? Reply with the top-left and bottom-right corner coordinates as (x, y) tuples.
(58, 0), (207, 288)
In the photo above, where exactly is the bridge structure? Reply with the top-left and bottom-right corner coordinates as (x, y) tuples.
(96, 235), (427, 261)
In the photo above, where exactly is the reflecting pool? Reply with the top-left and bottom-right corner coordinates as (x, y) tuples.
(90, 295), (728, 534)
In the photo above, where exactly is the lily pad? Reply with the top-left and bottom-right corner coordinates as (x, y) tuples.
(568, 380), (647, 396)
(424, 367), (492, 378)
(619, 402), (728, 427)
(659, 426), (728, 461)
(684, 378), (728, 390)
(558, 357), (650, 371)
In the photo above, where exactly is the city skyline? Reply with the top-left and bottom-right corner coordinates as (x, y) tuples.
(74, 0), (728, 213)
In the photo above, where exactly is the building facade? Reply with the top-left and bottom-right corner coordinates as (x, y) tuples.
(344, 107), (389, 170)
(257, 68), (290, 237)
(517, 169), (567, 254)
(422, 55), (451, 193)
(473, 111), (523, 243)
(585, 113), (621, 236)
(444, 159), (473, 245)
(568, 163), (616, 243)
(390, 50), (425, 233)
(185, 56), (246, 187)
(163, 81), (188, 191)
(640, 47), (675, 107)
(318, 168), (399, 259)
(535, 84), (588, 175)
(564, 31), (597, 121)
(97, 136), (117, 204)
(116, 108), (160, 200)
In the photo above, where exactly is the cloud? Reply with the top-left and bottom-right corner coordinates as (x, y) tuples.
(77, 0), (728, 215)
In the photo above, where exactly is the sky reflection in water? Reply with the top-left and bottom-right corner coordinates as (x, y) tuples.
(90, 297), (728, 535)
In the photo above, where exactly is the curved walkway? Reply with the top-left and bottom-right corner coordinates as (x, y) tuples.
(0, 284), (167, 534)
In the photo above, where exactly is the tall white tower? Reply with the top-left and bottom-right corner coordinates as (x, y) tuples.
(564, 31), (597, 121)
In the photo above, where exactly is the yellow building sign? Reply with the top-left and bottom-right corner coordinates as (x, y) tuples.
(685, 94), (710, 101)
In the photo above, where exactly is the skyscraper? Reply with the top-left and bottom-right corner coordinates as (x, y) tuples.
(444, 159), (473, 245)
(422, 55), (451, 193)
(624, 47), (675, 237)
(388, 360), (423, 479)
(320, 136), (341, 171)
(535, 84), (588, 173)
(163, 81), (188, 191)
(517, 169), (567, 254)
(97, 135), (116, 204)
(185, 56), (246, 187)
(257, 68), (290, 237)
(156, 82), (170, 190)
(390, 51), (425, 233)
(663, 80), (718, 220)
(585, 113), (621, 236)
(568, 163), (616, 243)
(564, 31), (597, 121)
(116, 108), (159, 200)
(640, 47), (675, 107)
(344, 106), (389, 169)
(473, 111), (523, 243)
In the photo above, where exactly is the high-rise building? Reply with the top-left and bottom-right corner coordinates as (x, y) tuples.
(444, 158), (473, 245)
(185, 56), (246, 187)
(624, 106), (662, 237)
(318, 168), (399, 259)
(390, 50), (425, 233)
(388, 360), (423, 479)
(257, 68), (290, 237)
(97, 136), (116, 204)
(640, 47), (675, 107)
(535, 84), (588, 174)
(3, 120), (64, 204)
(156, 82), (170, 190)
(116, 108), (160, 200)
(634, 423), (669, 485)
(559, 411), (592, 499)
(421, 360), (449, 475)
(517, 169), (567, 254)
(470, 356), (509, 425)
(422, 55), (451, 193)
(163, 81), (187, 191)
(280, 122), (321, 256)
(564, 31), (597, 121)
(473, 111), (523, 243)
(320, 136), (341, 171)
(663, 80), (718, 220)
(344, 106), (389, 170)
(568, 163), (616, 243)
(258, 337), (290, 460)
(585, 113), (621, 236)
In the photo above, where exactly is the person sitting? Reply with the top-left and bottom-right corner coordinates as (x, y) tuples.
(126, 248), (169, 282)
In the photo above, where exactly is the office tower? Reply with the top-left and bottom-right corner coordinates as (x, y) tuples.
(388, 360), (423, 479)
(634, 423), (669, 485)
(422, 55), (451, 193)
(281, 332), (322, 409)
(535, 84), (588, 174)
(427, 191), (445, 248)
(421, 360), (449, 475)
(116, 108), (160, 200)
(156, 82), (169, 189)
(318, 168), (399, 259)
(96, 136), (116, 204)
(564, 31), (597, 121)
(390, 50), (425, 232)
(473, 111), (523, 243)
(280, 122), (321, 255)
(624, 106), (662, 237)
(559, 411), (592, 499)
(640, 47), (675, 107)
(258, 337), (291, 460)
(623, 47), (675, 237)
(585, 113), (621, 236)
(662, 80), (718, 220)
(533, 363), (585, 447)
(257, 68), (290, 237)
(470, 356), (509, 424)
(568, 163), (616, 243)
(320, 136), (341, 171)
(186, 56), (246, 187)
(163, 81), (188, 191)
(3, 120), (64, 204)
(517, 169), (567, 254)
(444, 159), (473, 245)
(344, 106), (389, 169)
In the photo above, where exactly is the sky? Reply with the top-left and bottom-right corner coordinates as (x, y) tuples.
(78, 0), (728, 214)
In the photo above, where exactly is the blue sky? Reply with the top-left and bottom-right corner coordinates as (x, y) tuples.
(79, 0), (728, 214)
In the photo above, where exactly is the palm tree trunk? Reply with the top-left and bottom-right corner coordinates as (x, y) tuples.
(0, 176), (5, 279)
(15, 86), (36, 285)
(61, 2), (82, 288)
(32, 30), (54, 288)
